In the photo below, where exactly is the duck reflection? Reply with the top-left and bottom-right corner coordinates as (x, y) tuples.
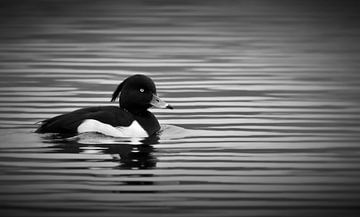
(40, 133), (159, 170)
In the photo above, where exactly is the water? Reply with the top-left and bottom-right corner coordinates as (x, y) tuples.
(1, 0), (360, 216)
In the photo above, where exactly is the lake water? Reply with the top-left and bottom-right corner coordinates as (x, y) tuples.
(1, 0), (360, 216)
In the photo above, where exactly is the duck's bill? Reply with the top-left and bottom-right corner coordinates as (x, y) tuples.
(150, 94), (173, 109)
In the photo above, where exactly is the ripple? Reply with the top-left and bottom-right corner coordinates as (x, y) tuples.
(1, 0), (360, 216)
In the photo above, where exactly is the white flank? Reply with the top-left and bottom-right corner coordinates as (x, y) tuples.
(77, 119), (148, 138)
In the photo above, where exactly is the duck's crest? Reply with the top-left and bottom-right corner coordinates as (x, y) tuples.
(111, 77), (127, 102)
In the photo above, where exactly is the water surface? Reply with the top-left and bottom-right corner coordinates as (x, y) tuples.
(1, 1), (360, 216)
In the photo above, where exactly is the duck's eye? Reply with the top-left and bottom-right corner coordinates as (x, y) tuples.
(139, 88), (145, 93)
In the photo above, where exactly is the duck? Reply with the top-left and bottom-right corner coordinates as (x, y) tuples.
(35, 74), (173, 137)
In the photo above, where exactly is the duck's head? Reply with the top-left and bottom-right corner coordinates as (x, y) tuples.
(111, 74), (173, 113)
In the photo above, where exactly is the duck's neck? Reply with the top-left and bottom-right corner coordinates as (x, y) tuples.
(121, 107), (148, 116)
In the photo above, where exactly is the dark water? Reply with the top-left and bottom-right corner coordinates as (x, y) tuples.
(1, 1), (360, 216)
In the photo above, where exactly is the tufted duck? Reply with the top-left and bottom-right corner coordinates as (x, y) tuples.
(35, 74), (173, 137)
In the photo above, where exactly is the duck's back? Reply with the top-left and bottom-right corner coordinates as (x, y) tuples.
(36, 106), (133, 135)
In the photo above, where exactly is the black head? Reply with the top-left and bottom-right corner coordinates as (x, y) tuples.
(111, 74), (172, 113)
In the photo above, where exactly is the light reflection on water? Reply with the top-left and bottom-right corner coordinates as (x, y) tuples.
(1, 0), (360, 216)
